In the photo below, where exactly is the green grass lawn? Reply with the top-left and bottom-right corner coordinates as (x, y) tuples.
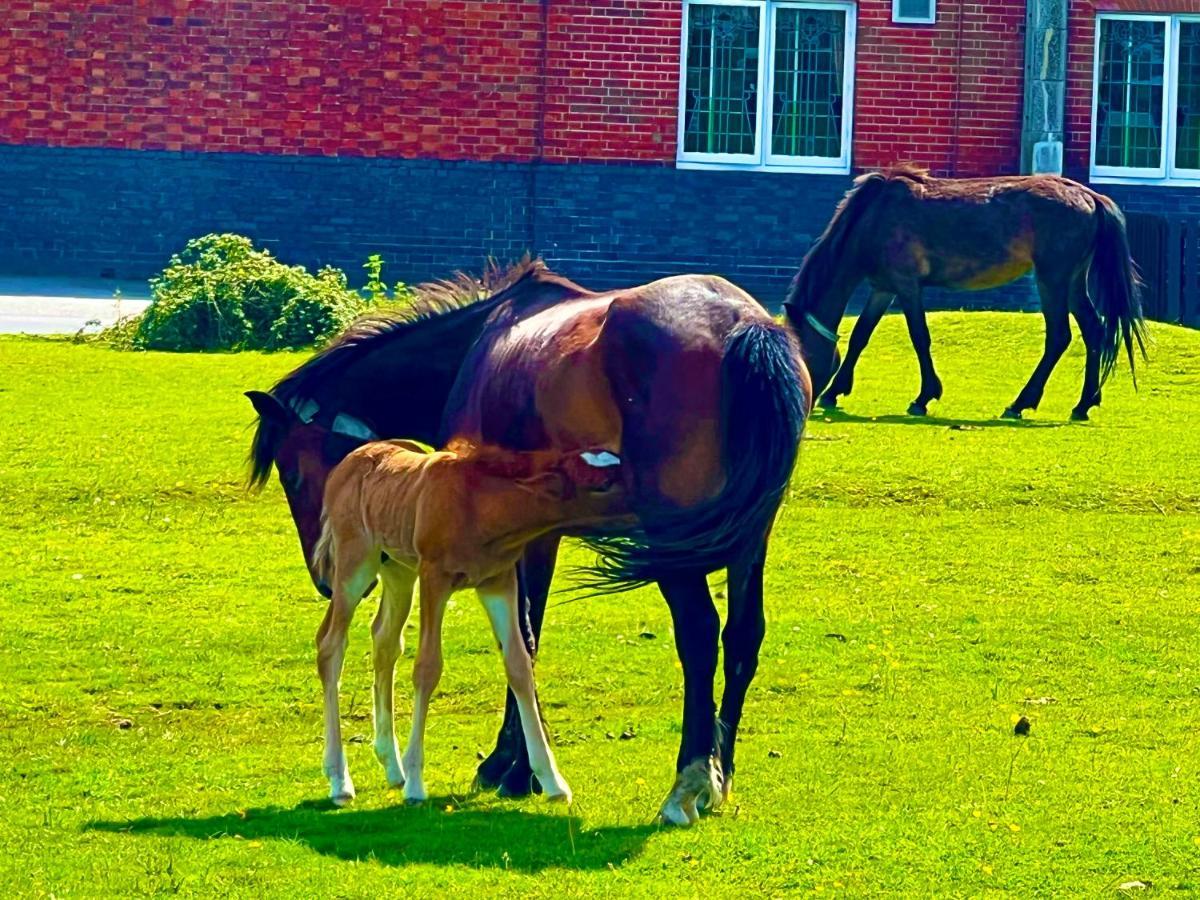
(2, 312), (1198, 897)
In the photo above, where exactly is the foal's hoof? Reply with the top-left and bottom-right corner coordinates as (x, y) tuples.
(818, 394), (840, 411)
(330, 790), (355, 808)
(1070, 408), (1090, 422)
(1000, 407), (1022, 420)
(907, 402), (928, 417)
(543, 786), (573, 805)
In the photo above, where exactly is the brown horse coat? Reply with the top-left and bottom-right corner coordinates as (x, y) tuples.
(785, 164), (1146, 420)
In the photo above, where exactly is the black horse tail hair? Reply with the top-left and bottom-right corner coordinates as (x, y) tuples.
(578, 319), (808, 592)
(1090, 193), (1148, 385)
(783, 169), (890, 319)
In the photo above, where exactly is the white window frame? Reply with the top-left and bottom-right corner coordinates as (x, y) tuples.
(1090, 13), (1200, 187)
(892, 0), (935, 26)
(677, 0), (856, 174)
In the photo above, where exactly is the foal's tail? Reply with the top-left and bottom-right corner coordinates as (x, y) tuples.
(313, 511), (335, 586)
(1090, 194), (1148, 384)
(581, 320), (808, 589)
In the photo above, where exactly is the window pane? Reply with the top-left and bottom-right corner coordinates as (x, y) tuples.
(895, 0), (933, 21)
(771, 7), (847, 159)
(683, 4), (761, 156)
(1176, 22), (1200, 170)
(1095, 18), (1165, 170)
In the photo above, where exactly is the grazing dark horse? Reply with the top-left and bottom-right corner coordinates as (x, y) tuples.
(246, 260), (810, 825)
(784, 164), (1147, 421)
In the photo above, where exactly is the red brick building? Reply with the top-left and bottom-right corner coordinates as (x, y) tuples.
(0, 1), (1194, 304)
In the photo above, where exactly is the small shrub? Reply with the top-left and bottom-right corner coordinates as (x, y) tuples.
(128, 234), (368, 351)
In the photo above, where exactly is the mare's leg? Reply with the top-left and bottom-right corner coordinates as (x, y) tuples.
(478, 570), (572, 802)
(716, 539), (769, 805)
(317, 541), (375, 806)
(371, 560), (416, 789)
(897, 289), (944, 415)
(476, 534), (560, 797)
(401, 569), (450, 804)
(1003, 276), (1072, 419)
(1070, 277), (1105, 421)
(819, 290), (895, 409)
(658, 570), (722, 827)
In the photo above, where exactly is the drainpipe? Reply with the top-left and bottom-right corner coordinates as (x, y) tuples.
(527, 0), (549, 256)
(1021, 0), (1067, 174)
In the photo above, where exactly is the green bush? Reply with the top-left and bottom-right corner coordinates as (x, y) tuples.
(129, 234), (369, 351)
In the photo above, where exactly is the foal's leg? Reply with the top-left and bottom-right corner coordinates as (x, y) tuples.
(897, 289), (944, 415)
(658, 570), (722, 827)
(371, 560), (416, 789)
(716, 539), (768, 806)
(478, 570), (572, 802)
(819, 290), (894, 409)
(477, 535), (560, 797)
(317, 540), (375, 806)
(401, 568), (450, 804)
(1070, 278), (1105, 421)
(1003, 277), (1072, 419)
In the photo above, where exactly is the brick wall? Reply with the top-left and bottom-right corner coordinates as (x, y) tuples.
(543, 1), (681, 162)
(854, 1), (1026, 176)
(0, 0), (546, 160)
(1, 0), (1029, 173)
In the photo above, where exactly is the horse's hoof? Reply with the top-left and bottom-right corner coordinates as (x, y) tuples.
(658, 798), (698, 827)
(818, 395), (840, 410)
(1000, 407), (1022, 420)
(404, 796), (426, 807)
(496, 767), (541, 799)
(1070, 409), (1090, 422)
(544, 788), (573, 805)
(330, 791), (355, 808)
(474, 753), (514, 791)
(907, 402), (928, 417)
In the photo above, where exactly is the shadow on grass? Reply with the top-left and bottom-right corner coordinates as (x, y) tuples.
(813, 407), (1068, 429)
(85, 797), (656, 872)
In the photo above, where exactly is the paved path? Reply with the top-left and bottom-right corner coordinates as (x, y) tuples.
(0, 276), (151, 334)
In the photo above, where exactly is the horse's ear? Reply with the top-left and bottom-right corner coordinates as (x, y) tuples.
(245, 390), (293, 425)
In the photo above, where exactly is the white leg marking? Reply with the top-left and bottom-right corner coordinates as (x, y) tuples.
(479, 584), (572, 804)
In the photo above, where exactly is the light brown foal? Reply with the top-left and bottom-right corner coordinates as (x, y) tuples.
(313, 438), (626, 806)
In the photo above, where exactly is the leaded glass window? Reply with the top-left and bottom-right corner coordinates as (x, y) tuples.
(1175, 22), (1200, 170)
(770, 8), (846, 160)
(683, 4), (762, 156)
(1095, 18), (1165, 171)
(679, 1), (855, 172)
(1090, 14), (1200, 182)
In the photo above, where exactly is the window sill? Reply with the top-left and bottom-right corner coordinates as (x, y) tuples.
(1091, 173), (1200, 188)
(676, 159), (851, 175)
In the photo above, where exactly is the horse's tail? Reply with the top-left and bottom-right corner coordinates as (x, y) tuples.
(1089, 193), (1148, 384)
(783, 170), (890, 319)
(313, 509), (334, 586)
(581, 320), (808, 590)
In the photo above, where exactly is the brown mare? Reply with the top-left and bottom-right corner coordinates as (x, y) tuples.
(246, 260), (809, 825)
(313, 438), (627, 807)
(784, 164), (1147, 421)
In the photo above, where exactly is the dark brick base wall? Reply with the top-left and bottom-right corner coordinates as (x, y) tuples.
(0, 143), (1037, 311)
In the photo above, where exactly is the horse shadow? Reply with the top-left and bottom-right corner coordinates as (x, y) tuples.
(814, 407), (1068, 429)
(84, 797), (655, 872)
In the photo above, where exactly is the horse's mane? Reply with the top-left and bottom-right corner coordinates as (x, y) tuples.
(248, 257), (588, 488)
(784, 164), (922, 313)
